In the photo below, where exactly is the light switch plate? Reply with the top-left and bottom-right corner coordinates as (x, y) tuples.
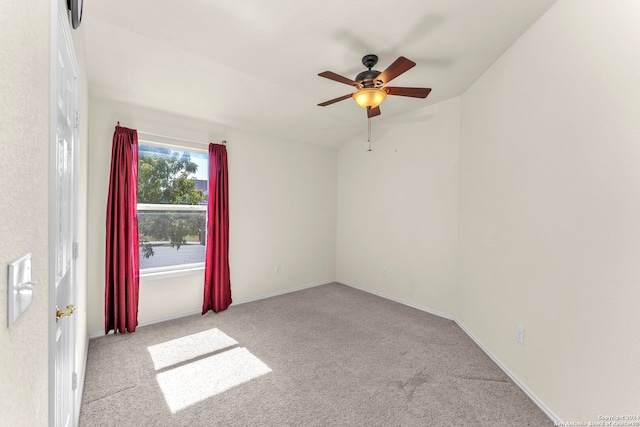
(8, 253), (35, 327)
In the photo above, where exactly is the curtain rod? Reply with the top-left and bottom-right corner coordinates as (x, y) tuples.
(117, 122), (226, 145)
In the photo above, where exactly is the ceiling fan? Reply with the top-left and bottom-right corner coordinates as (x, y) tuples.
(317, 54), (431, 118)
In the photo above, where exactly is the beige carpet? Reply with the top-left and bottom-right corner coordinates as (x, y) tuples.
(79, 283), (553, 426)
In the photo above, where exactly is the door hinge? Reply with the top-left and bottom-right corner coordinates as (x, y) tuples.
(75, 111), (80, 129)
(72, 372), (78, 391)
(72, 242), (79, 260)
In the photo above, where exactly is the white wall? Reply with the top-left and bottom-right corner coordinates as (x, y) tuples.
(458, 0), (640, 421)
(87, 99), (337, 335)
(0, 0), (51, 425)
(336, 98), (460, 316)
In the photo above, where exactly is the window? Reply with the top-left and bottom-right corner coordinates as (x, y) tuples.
(137, 142), (208, 275)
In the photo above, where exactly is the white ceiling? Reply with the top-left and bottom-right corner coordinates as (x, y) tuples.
(81, 0), (557, 148)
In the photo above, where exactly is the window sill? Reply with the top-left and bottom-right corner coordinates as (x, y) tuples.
(140, 265), (205, 281)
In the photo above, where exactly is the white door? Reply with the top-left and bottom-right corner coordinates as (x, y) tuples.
(50, 2), (79, 426)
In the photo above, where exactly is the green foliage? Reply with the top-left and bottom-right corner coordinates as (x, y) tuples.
(137, 146), (207, 258)
(138, 146), (203, 205)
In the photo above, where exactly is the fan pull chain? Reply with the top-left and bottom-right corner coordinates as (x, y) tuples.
(367, 117), (372, 152)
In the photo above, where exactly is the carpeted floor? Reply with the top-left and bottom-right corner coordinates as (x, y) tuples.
(79, 283), (553, 426)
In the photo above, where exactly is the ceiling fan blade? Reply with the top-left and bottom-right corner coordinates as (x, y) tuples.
(318, 71), (359, 87)
(318, 93), (353, 107)
(384, 86), (432, 98)
(376, 56), (416, 85)
(367, 106), (381, 118)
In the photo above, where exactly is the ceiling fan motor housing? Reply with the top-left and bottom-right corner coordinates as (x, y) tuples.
(355, 69), (382, 88)
(357, 54), (383, 88)
(356, 70), (383, 89)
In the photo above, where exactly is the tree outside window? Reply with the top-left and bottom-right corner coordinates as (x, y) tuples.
(137, 144), (208, 271)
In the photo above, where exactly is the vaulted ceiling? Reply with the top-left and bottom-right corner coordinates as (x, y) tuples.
(81, 0), (557, 148)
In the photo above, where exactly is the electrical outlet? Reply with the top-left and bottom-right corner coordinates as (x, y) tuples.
(274, 265), (281, 275)
(382, 267), (388, 277)
(516, 324), (525, 345)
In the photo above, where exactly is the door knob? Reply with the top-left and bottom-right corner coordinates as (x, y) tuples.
(56, 304), (76, 322)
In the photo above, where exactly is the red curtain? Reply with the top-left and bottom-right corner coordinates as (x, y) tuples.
(105, 126), (140, 334)
(202, 143), (232, 313)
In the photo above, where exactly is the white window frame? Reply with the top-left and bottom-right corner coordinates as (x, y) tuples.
(137, 140), (208, 279)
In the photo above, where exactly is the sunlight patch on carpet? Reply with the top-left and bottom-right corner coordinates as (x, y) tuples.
(147, 328), (238, 370)
(156, 347), (272, 413)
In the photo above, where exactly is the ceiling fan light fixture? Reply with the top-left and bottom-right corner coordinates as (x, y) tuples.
(352, 88), (387, 109)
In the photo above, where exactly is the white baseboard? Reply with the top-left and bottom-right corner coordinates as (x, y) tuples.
(230, 279), (333, 306)
(338, 280), (562, 425)
(339, 280), (455, 321)
(453, 320), (562, 423)
(88, 279), (334, 339)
